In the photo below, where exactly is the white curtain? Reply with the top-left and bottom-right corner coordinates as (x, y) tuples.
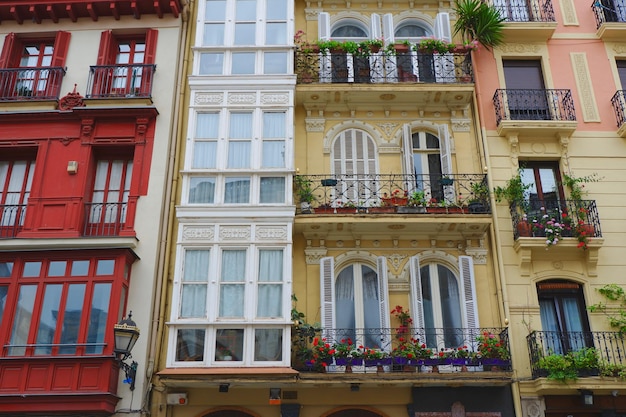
(181, 250), (210, 318)
(260, 177), (285, 203)
(224, 177), (250, 203)
(188, 177), (215, 204)
(563, 297), (586, 350)
(219, 250), (246, 317)
(257, 249), (283, 317)
(362, 266), (381, 348)
(228, 113), (252, 168)
(439, 265), (463, 347)
(194, 113), (219, 168)
(262, 141), (285, 168)
(254, 328), (282, 361)
(227, 141), (251, 169)
(539, 299), (562, 354)
(193, 142), (217, 169)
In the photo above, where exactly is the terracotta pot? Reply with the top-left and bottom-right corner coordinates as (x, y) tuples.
(579, 223), (595, 236)
(517, 220), (532, 237)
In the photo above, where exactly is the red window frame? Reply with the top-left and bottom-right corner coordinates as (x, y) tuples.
(0, 158), (35, 229)
(0, 253), (132, 358)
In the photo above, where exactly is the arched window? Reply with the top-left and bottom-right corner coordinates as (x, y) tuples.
(331, 129), (378, 204)
(331, 23), (368, 40)
(394, 21), (431, 41)
(320, 257), (390, 350)
(409, 256), (477, 351)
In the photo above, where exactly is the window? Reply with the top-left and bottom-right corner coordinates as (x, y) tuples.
(409, 256), (478, 351)
(171, 246), (288, 365)
(0, 159), (35, 228)
(493, 0), (531, 22)
(538, 280), (592, 354)
(617, 60), (626, 88)
(503, 60), (549, 120)
(331, 129), (377, 204)
(402, 125), (454, 204)
(0, 255), (130, 357)
(520, 161), (565, 213)
(320, 257), (390, 349)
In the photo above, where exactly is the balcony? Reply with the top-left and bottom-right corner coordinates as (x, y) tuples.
(0, 67), (66, 101)
(611, 90), (626, 136)
(86, 64), (156, 99)
(527, 330), (626, 380)
(494, 0), (557, 41)
(493, 89), (577, 138)
(293, 327), (512, 378)
(592, 0), (626, 40)
(0, 204), (26, 239)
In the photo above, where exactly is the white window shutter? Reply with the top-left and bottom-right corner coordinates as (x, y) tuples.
(438, 123), (456, 203)
(409, 255), (425, 339)
(382, 13), (395, 45)
(320, 257), (335, 335)
(434, 12), (451, 42)
(318, 12), (330, 40)
(371, 13), (382, 40)
(402, 124), (414, 176)
(376, 256), (391, 351)
(459, 255), (479, 330)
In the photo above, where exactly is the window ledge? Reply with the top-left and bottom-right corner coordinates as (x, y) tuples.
(513, 237), (604, 277)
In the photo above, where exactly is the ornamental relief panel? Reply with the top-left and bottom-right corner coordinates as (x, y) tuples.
(228, 92), (256, 105)
(182, 225), (215, 241)
(219, 226), (252, 240)
(194, 93), (224, 105)
(261, 93), (289, 105)
(256, 226), (288, 240)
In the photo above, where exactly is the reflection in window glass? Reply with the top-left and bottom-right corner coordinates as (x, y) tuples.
(216, 328), (244, 361)
(267, 0), (286, 19)
(0, 286), (7, 324)
(266, 23), (286, 45)
(0, 262), (13, 277)
(232, 53), (255, 74)
(23, 262), (42, 277)
(224, 177), (250, 204)
(86, 283), (111, 354)
(205, 0), (226, 20)
(71, 260), (90, 276)
(35, 284), (63, 355)
(189, 177), (216, 204)
(8, 285), (37, 355)
(203, 23), (225, 46)
(260, 177), (285, 203)
(176, 329), (205, 361)
(199, 53), (223, 75)
(59, 284), (86, 354)
(234, 23), (256, 45)
(96, 260), (115, 275)
(264, 52), (288, 74)
(48, 261), (67, 277)
(254, 328), (282, 361)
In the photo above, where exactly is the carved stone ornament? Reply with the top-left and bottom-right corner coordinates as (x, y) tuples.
(57, 85), (85, 111)
(182, 225), (215, 241)
(305, 118), (325, 132)
(256, 226), (288, 240)
(219, 226), (251, 240)
(195, 93), (223, 105)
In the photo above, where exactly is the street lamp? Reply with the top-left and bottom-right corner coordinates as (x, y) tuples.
(113, 312), (140, 391)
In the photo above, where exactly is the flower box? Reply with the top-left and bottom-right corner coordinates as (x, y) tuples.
(393, 357), (408, 365)
(396, 206), (426, 214)
(451, 358), (468, 366)
(382, 197), (408, 206)
(481, 358), (511, 367)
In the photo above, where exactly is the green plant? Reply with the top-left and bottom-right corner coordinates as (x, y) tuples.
(316, 39), (343, 52)
(291, 295), (321, 368)
(588, 284), (626, 334)
(407, 190), (426, 207)
(333, 338), (356, 358)
(493, 168), (532, 214)
(538, 353), (578, 382)
(562, 172), (599, 202)
(453, 0), (505, 51)
(571, 347), (599, 370)
(600, 361), (626, 379)
(416, 38), (455, 54)
(470, 181), (489, 202)
(476, 331), (509, 360)
(357, 39), (384, 55)
(294, 176), (316, 204)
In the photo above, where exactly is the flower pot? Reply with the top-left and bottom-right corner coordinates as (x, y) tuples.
(451, 358), (467, 366)
(579, 223), (595, 237)
(382, 197), (408, 206)
(394, 44), (410, 53)
(517, 220), (532, 237)
(350, 358), (363, 366)
(345, 365), (353, 373)
(335, 357), (349, 366)
(394, 357), (408, 365)
(427, 207), (447, 214)
(369, 206), (396, 214)
(397, 206), (427, 214)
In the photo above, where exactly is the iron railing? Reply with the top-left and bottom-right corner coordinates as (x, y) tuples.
(83, 202), (127, 236)
(611, 90), (626, 128)
(294, 327), (511, 373)
(493, 89), (576, 124)
(295, 50), (473, 84)
(0, 67), (66, 100)
(528, 330), (626, 378)
(0, 204), (26, 238)
(494, 0), (555, 22)
(86, 64), (156, 98)
(510, 199), (601, 240)
(592, 0), (626, 28)
(295, 174), (490, 214)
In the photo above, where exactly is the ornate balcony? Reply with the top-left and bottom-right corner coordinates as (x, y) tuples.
(0, 67), (66, 101)
(592, 0), (626, 39)
(295, 50), (473, 85)
(86, 64), (156, 99)
(527, 330), (626, 379)
(0, 204), (26, 238)
(495, 0), (557, 41)
(493, 89), (577, 137)
(611, 90), (626, 136)
(293, 327), (512, 375)
(295, 174), (490, 215)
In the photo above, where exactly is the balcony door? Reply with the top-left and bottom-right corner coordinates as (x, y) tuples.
(0, 160), (34, 229)
(520, 162), (565, 214)
(503, 60), (550, 120)
(493, 0), (530, 22)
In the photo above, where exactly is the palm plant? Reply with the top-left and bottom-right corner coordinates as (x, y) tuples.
(453, 0), (505, 51)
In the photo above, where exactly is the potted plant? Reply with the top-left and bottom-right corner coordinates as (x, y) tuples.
(493, 169), (533, 236)
(382, 189), (408, 206)
(468, 180), (489, 213)
(415, 38), (455, 54)
(562, 173), (600, 249)
(368, 199), (396, 214)
(476, 331), (510, 369)
(453, 0), (505, 51)
(294, 176), (316, 213)
(398, 190), (427, 213)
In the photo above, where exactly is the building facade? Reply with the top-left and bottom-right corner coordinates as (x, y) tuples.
(0, 1), (184, 415)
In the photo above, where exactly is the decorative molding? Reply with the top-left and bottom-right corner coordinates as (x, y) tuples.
(613, 44), (626, 54)
(261, 92), (289, 105)
(219, 225), (251, 240)
(388, 253), (408, 272)
(378, 122), (399, 138)
(559, 0), (578, 26)
(57, 85), (85, 111)
(305, 8), (322, 20)
(521, 397), (545, 417)
(570, 53), (600, 122)
(228, 92), (256, 105)
(451, 119), (470, 132)
(195, 93), (223, 105)
(305, 118), (325, 132)
(256, 226), (288, 240)
(182, 225), (215, 241)
(305, 248), (328, 264)
(499, 43), (542, 54)
(465, 247), (488, 264)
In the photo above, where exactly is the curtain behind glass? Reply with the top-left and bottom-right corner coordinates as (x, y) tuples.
(224, 177), (250, 203)
(362, 266), (381, 348)
(563, 297), (586, 350)
(336, 266), (356, 342)
(189, 177), (215, 204)
(260, 177), (285, 203)
(539, 299), (562, 354)
(254, 328), (282, 361)
(262, 141), (285, 167)
(438, 265), (463, 347)
(181, 250), (209, 318)
(219, 251), (246, 317)
(420, 266), (437, 348)
(257, 250), (283, 317)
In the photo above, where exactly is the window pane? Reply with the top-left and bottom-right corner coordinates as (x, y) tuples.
(227, 141), (251, 168)
(8, 285), (37, 356)
(23, 261), (41, 277)
(258, 249), (283, 282)
(216, 329), (244, 361)
(176, 329), (205, 361)
(71, 260), (89, 276)
(86, 283), (111, 354)
(193, 142), (217, 169)
(0, 262), (13, 277)
(189, 177), (215, 204)
(254, 329), (282, 361)
(264, 52), (288, 74)
(224, 177), (250, 203)
(267, 0), (286, 19)
(58, 284), (86, 354)
(221, 250), (246, 282)
(258, 250), (283, 316)
(48, 261), (67, 277)
(0, 286), (7, 325)
(232, 53), (255, 74)
(262, 141), (285, 168)
(199, 53), (224, 75)
(266, 23), (286, 45)
(96, 260), (115, 275)
(236, 0), (256, 20)
(203, 23), (225, 46)
(263, 112), (285, 138)
(260, 177), (285, 203)
(229, 113), (252, 138)
(181, 285), (207, 317)
(234, 23), (256, 45)
(196, 113), (219, 138)
(220, 251), (246, 317)
(183, 250), (210, 282)
(205, 0), (226, 20)
(34, 284), (63, 355)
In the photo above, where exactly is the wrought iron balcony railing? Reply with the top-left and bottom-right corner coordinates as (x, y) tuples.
(592, 0), (626, 28)
(295, 50), (473, 84)
(83, 202), (128, 237)
(611, 90), (626, 128)
(86, 64), (156, 98)
(0, 67), (66, 101)
(527, 330), (626, 379)
(0, 204), (26, 238)
(493, 89), (576, 124)
(494, 0), (555, 22)
(293, 326), (511, 373)
(510, 199), (601, 240)
(295, 174), (490, 215)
